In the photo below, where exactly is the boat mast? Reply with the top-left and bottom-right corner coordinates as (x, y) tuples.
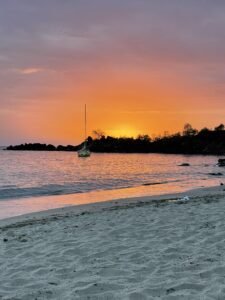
(85, 104), (87, 142)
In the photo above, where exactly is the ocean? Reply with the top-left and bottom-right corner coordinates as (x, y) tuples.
(0, 150), (224, 219)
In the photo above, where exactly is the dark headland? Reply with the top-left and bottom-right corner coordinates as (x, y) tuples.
(5, 124), (225, 155)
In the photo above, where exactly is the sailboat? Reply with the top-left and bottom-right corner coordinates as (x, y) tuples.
(78, 104), (91, 157)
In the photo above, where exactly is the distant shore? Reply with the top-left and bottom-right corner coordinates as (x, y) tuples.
(1, 185), (225, 298)
(5, 126), (225, 155)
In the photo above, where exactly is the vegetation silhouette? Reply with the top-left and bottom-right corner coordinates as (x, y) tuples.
(6, 124), (225, 155)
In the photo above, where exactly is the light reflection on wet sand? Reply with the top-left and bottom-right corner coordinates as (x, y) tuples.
(0, 180), (219, 220)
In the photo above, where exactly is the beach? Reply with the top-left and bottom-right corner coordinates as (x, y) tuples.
(1, 186), (225, 299)
(1, 0), (225, 299)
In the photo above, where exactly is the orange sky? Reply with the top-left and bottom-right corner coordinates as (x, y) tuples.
(1, 1), (225, 145)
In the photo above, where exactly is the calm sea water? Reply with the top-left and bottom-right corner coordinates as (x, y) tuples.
(0, 150), (224, 219)
(0, 150), (223, 201)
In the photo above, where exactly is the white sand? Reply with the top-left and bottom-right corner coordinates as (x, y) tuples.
(1, 186), (225, 299)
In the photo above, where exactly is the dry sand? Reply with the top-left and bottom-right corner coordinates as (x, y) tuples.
(1, 186), (225, 299)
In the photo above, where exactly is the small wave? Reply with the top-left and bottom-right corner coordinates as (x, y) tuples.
(142, 181), (167, 186)
(0, 179), (137, 201)
(0, 179), (182, 201)
(0, 185), (18, 189)
(142, 179), (181, 186)
(0, 184), (82, 200)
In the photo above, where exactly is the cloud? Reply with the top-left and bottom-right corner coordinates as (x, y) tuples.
(17, 68), (43, 75)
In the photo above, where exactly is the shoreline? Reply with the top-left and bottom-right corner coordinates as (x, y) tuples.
(1, 184), (224, 227)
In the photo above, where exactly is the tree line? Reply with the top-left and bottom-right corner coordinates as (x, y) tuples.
(6, 123), (225, 155)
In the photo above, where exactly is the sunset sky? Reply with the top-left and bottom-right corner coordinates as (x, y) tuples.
(1, 0), (225, 145)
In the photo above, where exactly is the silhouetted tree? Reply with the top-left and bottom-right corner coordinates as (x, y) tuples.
(214, 124), (224, 131)
(137, 134), (151, 142)
(92, 129), (105, 139)
(183, 123), (198, 136)
(198, 127), (210, 135)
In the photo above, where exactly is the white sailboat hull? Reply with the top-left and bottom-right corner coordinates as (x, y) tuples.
(78, 147), (91, 157)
